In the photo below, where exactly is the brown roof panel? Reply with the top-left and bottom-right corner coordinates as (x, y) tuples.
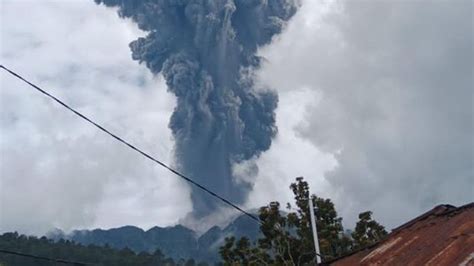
(330, 203), (474, 266)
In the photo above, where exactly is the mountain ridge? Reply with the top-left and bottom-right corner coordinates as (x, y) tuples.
(48, 214), (260, 263)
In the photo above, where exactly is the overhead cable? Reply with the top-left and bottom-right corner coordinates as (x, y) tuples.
(0, 64), (260, 224)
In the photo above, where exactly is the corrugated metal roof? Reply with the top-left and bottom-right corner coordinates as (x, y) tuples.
(330, 202), (474, 266)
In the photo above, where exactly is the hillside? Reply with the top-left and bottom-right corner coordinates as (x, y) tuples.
(48, 214), (260, 263)
(0, 232), (203, 266)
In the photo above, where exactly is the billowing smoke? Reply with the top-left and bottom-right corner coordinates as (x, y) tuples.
(95, 0), (298, 217)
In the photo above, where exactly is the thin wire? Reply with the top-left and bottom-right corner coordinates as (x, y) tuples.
(0, 64), (260, 224)
(0, 65), (327, 260)
(0, 249), (94, 265)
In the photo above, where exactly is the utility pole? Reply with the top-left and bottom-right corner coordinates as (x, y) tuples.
(309, 195), (322, 264)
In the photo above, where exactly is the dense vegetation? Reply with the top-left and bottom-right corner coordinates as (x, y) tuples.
(0, 232), (206, 266)
(219, 177), (387, 265)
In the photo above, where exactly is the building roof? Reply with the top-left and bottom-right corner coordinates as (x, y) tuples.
(330, 202), (474, 266)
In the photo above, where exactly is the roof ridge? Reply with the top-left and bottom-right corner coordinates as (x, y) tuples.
(390, 204), (455, 233)
(441, 202), (474, 217)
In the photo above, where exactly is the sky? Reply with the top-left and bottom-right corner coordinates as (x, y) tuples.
(1, 0), (472, 236)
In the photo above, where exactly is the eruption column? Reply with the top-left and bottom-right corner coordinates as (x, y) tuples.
(95, 0), (298, 217)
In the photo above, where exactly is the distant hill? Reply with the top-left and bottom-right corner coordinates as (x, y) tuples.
(48, 214), (260, 263)
(0, 232), (200, 266)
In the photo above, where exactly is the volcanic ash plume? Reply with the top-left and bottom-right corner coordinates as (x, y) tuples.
(95, 0), (298, 217)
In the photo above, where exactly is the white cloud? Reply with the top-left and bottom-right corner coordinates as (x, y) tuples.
(256, 0), (473, 229)
(245, 88), (337, 209)
(0, 0), (191, 235)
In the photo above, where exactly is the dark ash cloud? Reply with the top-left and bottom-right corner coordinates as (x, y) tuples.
(95, 0), (298, 217)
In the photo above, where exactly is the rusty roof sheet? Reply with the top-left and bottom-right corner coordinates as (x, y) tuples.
(330, 202), (474, 266)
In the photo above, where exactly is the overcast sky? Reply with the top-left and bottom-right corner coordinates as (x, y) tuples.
(1, 0), (472, 236)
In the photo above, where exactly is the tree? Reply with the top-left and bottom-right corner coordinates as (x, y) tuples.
(289, 178), (353, 259)
(220, 177), (355, 265)
(352, 211), (387, 249)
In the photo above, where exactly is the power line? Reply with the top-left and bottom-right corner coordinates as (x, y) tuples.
(0, 249), (94, 265)
(0, 65), (330, 262)
(0, 64), (260, 224)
